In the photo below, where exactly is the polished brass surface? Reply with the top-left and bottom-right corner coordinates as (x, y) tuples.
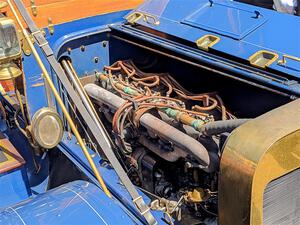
(185, 188), (208, 203)
(0, 62), (22, 80)
(248, 50), (279, 69)
(126, 11), (160, 26)
(0, 1), (7, 10)
(30, 107), (63, 149)
(47, 17), (54, 35)
(278, 54), (300, 66)
(30, 0), (37, 17)
(18, 30), (34, 56)
(219, 99), (300, 225)
(143, 13), (160, 25)
(126, 11), (143, 24)
(196, 34), (220, 51)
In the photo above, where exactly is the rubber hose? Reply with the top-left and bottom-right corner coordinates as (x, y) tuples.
(200, 119), (250, 136)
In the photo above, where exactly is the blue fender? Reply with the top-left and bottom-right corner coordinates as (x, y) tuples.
(0, 180), (139, 225)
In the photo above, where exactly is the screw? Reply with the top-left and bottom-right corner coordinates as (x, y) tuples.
(102, 41), (108, 47)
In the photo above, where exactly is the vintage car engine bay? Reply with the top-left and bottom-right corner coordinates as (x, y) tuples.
(0, 0), (300, 225)
(83, 59), (238, 222)
(58, 26), (293, 223)
(55, 13), (296, 222)
(2, 0), (300, 224)
(72, 54), (292, 223)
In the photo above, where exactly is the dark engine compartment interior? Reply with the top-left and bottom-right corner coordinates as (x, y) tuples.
(60, 29), (293, 224)
(108, 33), (291, 118)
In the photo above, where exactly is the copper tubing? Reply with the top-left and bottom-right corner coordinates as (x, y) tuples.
(100, 72), (209, 118)
(85, 84), (218, 172)
(120, 61), (160, 87)
(216, 95), (227, 120)
(101, 72), (211, 128)
(102, 63), (220, 116)
(123, 60), (190, 95)
(174, 89), (218, 111)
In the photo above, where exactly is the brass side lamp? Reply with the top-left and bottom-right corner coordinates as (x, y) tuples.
(0, 17), (22, 81)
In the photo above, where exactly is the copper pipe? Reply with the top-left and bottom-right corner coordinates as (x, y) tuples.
(85, 84), (218, 172)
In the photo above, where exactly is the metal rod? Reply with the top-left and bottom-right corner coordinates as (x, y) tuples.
(7, 0), (111, 198)
(61, 59), (116, 150)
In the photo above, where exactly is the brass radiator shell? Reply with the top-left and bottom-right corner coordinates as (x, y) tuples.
(219, 99), (300, 225)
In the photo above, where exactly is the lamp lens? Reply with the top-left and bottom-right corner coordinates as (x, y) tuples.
(0, 21), (20, 59)
(36, 114), (62, 148)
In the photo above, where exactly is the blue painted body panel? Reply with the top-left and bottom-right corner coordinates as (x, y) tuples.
(0, 180), (137, 225)
(181, 2), (267, 40)
(132, 0), (300, 79)
(57, 28), (110, 78)
(0, 168), (31, 209)
(24, 10), (129, 118)
(0, 113), (50, 196)
(49, 15), (300, 99)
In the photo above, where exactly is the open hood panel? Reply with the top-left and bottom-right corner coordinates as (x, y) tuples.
(126, 0), (300, 81)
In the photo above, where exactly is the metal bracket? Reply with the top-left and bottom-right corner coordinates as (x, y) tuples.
(278, 54), (300, 67)
(30, 0), (37, 17)
(196, 34), (220, 51)
(126, 12), (160, 26)
(18, 30), (34, 56)
(133, 196), (157, 225)
(18, 29), (46, 56)
(126, 12), (143, 25)
(248, 50), (279, 69)
(48, 17), (54, 35)
(143, 14), (160, 26)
